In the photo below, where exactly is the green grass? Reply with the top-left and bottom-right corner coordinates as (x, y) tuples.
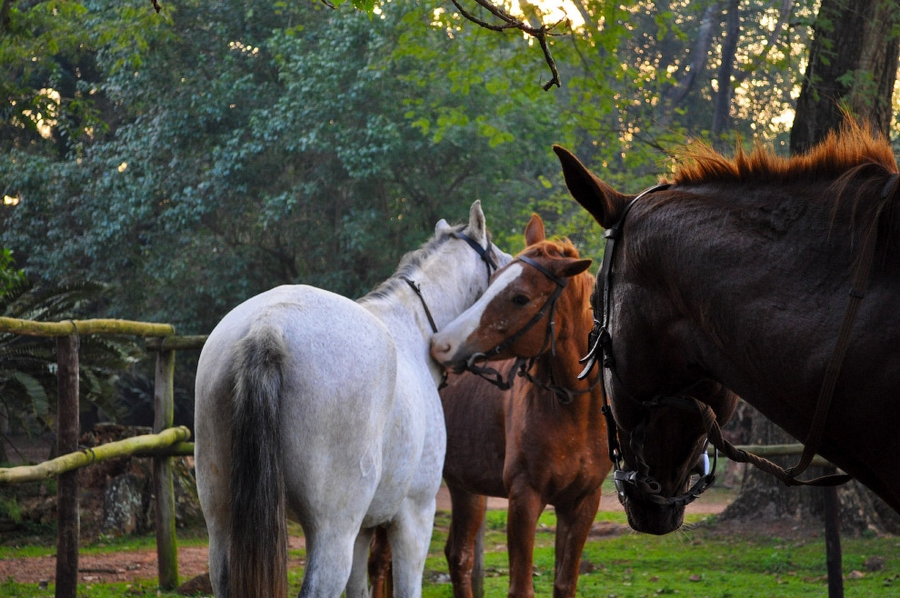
(1, 510), (898, 597)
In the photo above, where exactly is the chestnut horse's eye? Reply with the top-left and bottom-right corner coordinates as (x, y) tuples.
(512, 295), (530, 306)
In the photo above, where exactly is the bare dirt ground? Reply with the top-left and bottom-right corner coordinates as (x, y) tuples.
(0, 485), (731, 588)
(0, 432), (741, 589)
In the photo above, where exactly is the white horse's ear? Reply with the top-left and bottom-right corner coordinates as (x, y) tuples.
(467, 200), (487, 240)
(435, 218), (451, 233)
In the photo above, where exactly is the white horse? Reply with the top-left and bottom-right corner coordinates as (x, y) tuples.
(194, 201), (511, 598)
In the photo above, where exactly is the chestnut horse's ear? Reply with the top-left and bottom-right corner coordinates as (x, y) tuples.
(551, 257), (593, 279)
(524, 214), (545, 246)
(553, 145), (633, 229)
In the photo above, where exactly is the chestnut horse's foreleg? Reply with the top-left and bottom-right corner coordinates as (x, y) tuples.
(445, 485), (488, 598)
(347, 527), (377, 598)
(551, 489), (602, 598)
(505, 486), (544, 598)
(367, 526), (392, 598)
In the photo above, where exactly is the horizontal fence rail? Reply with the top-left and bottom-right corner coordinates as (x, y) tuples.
(0, 427), (192, 485)
(0, 316), (174, 337)
(1, 438), (832, 485)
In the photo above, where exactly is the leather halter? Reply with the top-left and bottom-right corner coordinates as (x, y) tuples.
(404, 230), (499, 335)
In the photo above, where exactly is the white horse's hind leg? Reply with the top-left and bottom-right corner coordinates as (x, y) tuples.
(205, 519), (230, 597)
(299, 528), (357, 598)
(387, 497), (437, 598)
(345, 528), (375, 598)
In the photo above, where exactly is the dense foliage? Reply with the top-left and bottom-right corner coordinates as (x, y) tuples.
(1, 0), (819, 334)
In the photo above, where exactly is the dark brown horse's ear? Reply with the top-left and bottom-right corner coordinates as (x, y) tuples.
(524, 213), (545, 246)
(553, 145), (632, 229)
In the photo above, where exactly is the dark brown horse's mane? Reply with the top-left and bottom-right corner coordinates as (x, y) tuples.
(646, 119), (900, 318)
(665, 120), (900, 254)
(669, 119), (898, 188)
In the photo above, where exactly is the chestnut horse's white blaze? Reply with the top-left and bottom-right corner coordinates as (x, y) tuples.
(429, 262), (528, 357)
(194, 201), (510, 598)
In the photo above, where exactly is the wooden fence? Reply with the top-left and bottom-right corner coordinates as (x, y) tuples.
(0, 316), (843, 598)
(0, 317), (205, 598)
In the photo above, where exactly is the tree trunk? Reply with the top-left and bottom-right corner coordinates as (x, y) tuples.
(656, 2), (720, 130)
(711, 0), (740, 139)
(720, 407), (900, 535)
(790, 0), (900, 154)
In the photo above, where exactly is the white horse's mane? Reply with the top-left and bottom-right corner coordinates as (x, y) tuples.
(358, 223), (467, 304)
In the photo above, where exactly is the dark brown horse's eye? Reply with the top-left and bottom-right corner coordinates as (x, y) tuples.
(512, 295), (530, 306)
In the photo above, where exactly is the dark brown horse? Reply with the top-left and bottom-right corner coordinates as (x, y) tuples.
(428, 214), (613, 598)
(554, 119), (900, 535)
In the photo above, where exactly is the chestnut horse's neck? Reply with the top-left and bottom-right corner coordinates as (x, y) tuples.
(527, 270), (603, 412)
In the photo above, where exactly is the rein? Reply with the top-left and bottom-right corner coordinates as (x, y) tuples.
(466, 355), (604, 404)
(580, 175), (890, 505)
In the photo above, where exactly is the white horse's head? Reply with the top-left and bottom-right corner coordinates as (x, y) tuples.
(414, 200), (512, 330)
(430, 214), (592, 371)
(361, 200), (512, 336)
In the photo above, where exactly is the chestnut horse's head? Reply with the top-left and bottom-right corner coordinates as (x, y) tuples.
(554, 145), (737, 535)
(430, 213), (592, 371)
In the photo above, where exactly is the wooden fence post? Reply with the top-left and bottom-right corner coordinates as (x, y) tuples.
(823, 468), (844, 598)
(153, 348), (179, 590)
(55, 334), (79, 598)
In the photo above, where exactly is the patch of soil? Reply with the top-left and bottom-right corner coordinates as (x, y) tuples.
(1, 432), (739, 588)
(0, 537), (308, 588)
(0, 485), (734, 587)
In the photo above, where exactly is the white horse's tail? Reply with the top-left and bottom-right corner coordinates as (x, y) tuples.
(228, 324), (289, 598)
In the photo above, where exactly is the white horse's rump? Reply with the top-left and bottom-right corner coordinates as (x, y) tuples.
(194, 202), (510, 598)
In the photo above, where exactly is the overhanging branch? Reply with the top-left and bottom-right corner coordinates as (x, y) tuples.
(449, 0), (565, 90)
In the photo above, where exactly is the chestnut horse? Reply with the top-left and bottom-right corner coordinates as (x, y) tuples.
(429, 214), (613, 598)
(555, 119), (900, 535)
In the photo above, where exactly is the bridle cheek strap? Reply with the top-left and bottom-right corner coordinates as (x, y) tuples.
(407, 229), (499, 336)
(579, 184), (671, 380)
(453, 230), (498, 283)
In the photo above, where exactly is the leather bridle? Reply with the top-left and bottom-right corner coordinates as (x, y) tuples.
(577, 174), (893, 507)
(460, 253), (604, 404)
(454, 230), (499, 285)
(464, 255), (568, 389)
(577, 184), (720, 507)
(404, 230), (499, 335)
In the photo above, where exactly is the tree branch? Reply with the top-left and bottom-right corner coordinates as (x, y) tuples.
(450, 0), (565, 89)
